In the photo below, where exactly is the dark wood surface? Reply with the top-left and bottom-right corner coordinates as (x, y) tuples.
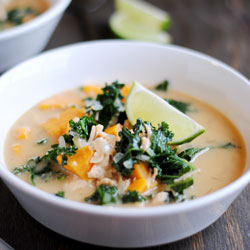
(1, 0), (250, 249)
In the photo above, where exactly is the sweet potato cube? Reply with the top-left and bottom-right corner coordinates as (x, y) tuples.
(121, 85), (131, 99)
(12, 144), (22, 156)
(131, 162), (149, 179)
(128, 178), (148, 194)
(57, 146), (94, 179)
(104, 124), (122, 137)
(42, 108), (84, 138)
(17, 127), (30, 140)
(40, 93), (83, 110)
(83, 86), (103, 95)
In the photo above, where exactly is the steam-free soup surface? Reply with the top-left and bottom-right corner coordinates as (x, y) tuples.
(4, 85), (245, 206)
(0, 0), (49, 31)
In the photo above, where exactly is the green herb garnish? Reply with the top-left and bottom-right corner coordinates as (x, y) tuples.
(121, 191), (146, 203)
(86, 81), (126, 128)
(55, 191), (65, 198)
(36, 138), (48, 145)
(165, 99), (190, 114)
(68, 116), (97, 140)
(85, 185), (119, 205)
(7, 8), (37, 25)
(155, 80), (169, 91)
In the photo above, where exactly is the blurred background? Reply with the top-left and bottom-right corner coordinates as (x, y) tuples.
(47, 0), (250, 76)
(1, 0), (250, 250)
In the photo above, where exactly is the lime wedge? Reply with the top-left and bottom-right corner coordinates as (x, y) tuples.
(115, 0), (171, 30)
(125, 81), (205, 145)
(109, 12), (172, 44)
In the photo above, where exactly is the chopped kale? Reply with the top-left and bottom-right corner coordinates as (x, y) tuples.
(85, 185), (119, 205)
(165, 99), (190, 114)
(55, 191), (65, 198)
(113, 119), (145, 177)
(36, 138), (48, 145)
(7, 8), (37, 25)
(168, 177), (194, 195)
(150, 121), (174, 154)
(69, 116), (97, 140)
(13, 165), (35, 185)
(113, 119), (196, 195)
(13, 143), (76, 185)
(178, 147), (209, 161)
(86, 81), (126, 128)
(215, 142), (237, 149)
(121, 191), (146, 203)
(41, 144), (77, 166)
(155, 80), (169, 91)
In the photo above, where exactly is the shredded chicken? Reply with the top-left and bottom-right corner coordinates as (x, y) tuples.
(117, 179), (131, 194)
(140, 137), (151, 151)
(97, 178), (117, 187)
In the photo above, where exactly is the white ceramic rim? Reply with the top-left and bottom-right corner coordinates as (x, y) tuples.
(0, 40), (249, 218)
(0, 0), (71, 41)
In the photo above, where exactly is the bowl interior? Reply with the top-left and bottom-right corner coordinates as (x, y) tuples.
(0, 40), (249, 177)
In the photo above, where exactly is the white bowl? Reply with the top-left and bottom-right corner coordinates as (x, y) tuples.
(0, 40), (249, 248)
(0, 0), (71, 72)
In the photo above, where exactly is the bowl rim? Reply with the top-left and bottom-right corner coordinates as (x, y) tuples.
(0, 40), (249, 218)
(0, 0), (71, 41)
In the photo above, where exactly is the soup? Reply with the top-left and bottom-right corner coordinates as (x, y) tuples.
(4, 81), (246, 206)
(0, 0), (49, 31)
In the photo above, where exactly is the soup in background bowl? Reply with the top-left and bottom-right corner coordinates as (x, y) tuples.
(0, 41), (249, 247)
(0, 0), (49, 31)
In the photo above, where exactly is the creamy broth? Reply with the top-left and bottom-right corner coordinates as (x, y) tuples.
(4, 85), (246, 206)
(0, 0), (49, 31)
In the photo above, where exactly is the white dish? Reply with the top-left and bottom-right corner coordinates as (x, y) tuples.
(0, 0), (71, 72)
(0, 40), (249, 248)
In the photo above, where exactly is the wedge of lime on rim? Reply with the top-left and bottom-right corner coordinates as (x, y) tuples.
(125, 81), (205, 145)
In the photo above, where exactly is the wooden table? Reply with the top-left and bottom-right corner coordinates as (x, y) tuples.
(0, 0), (250, 249)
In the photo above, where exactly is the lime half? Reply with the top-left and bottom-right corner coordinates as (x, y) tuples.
(109, 12), (172, 44)
(115, 0), (171, 30)
(125, 81), (205, 145)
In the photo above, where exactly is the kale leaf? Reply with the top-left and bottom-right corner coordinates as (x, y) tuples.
(8, 8), (37, 25)
(69, 116), (97, 139)
(113, 119), (145, 177)
(165, 99), (190, 114)
(150, 121), (174, 154)
(36, 138), (48, 145)
(55, 191), (65, 198)
(155, 80), (169, 91)
(85, 184), (119, 205)
(86, 81), (126, 128)
(178, 147), (209, 162)
(113, 119), (197, 195)
(215, 142), (237, 149)
(168, 177), (194, 195)
(121, 191), (146, 203)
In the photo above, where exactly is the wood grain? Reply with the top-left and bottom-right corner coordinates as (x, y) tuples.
(0, 0), (250, 249)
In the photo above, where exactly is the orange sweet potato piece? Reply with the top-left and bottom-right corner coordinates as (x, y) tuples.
(57, 146), (94, 179)
(104, 124), (122, 137)
(121, 85), (131, 99)
(83, 86), (103, 95)
(128, 178), (148, 194)
(40, 93), (83, 110)
(42, 108), (84, 138)
(131, 162), (149, 179)
(17, 127), (30, 140)
(12, 144), (22, 156)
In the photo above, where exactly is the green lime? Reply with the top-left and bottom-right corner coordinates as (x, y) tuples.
(109, 12), (172, 44)
(125, 81), (205, 145)
(115, 0), (171, 30)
